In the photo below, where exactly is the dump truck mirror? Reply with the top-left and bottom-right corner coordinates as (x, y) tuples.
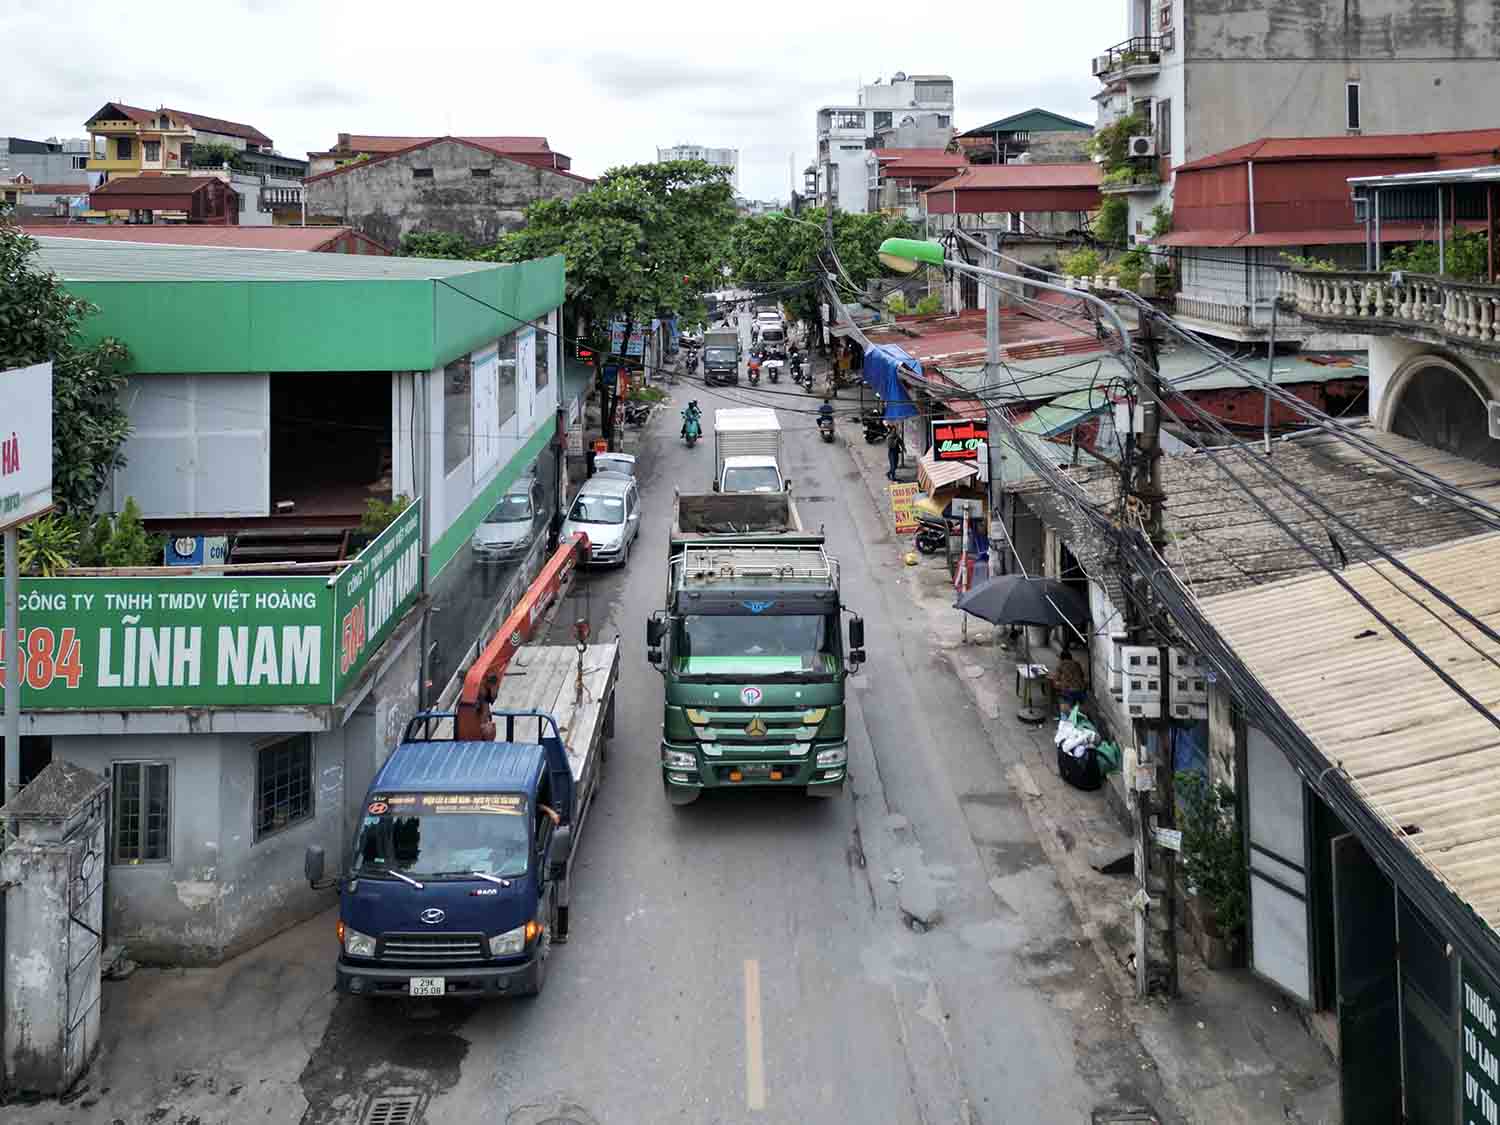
(712, 480), (720, 492)
(849, 616), (865, 650)
(646, 615), (665, 648)
(548, 825), (573, 881)
(304, 846), (326, 887)
(784, 479), (792, 492)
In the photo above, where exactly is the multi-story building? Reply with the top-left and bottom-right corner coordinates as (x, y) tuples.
(302, 136), (589, 249)
(0, 137), (92, 186)
(657, 143), (739, 189)
(1091, 0), (1500, 258)
(84, 102), (275, 184)
(815, 72), (955, 213)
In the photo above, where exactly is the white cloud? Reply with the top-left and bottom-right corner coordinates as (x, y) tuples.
(4, 0), (1122, 200)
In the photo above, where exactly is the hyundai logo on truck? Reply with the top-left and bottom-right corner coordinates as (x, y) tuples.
(420, 908), (446, 924)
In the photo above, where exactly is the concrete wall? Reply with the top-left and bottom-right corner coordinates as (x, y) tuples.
(1026, 130), (1092, 164)
(1367, 333), (1500, 430)
(304, 139), (588, 249)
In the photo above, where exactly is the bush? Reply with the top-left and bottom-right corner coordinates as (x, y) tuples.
(1086, 114), (1148, 172)
(1280, 252), (1338, 272)
(100, 497), (161, 568)
(914, 292), (942, 315)
(884, 291), (908, 314)
(399, 232), (475, 260)
(1096, 197), (1129, 249)
(1061, 248), (1102, 278)
(1384, 228), (1489, 281)
(1176, 771), (1247, 935)
(360, 494), (412, 536)
(17, 514), (78, 576)
(1115, 247), (1150, 290)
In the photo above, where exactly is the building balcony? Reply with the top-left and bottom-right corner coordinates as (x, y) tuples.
(1091, 34), (1172, 82)
(87, 157), (143, 173)
(1099, 171), (1163, 195)
(1173, 294), (1310, 343)
(1286, 270), (1500, 357)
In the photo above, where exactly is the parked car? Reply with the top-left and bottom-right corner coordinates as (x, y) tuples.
(562, 474), (641, 567)
(471, 475), (545, 562)
(593, 452), (637, 479)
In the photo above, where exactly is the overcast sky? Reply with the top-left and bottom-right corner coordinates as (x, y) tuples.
(6, 0), (1120, 201)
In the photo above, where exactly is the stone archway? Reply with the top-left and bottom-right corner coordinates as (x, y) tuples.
(1380, 352), (1500, 467)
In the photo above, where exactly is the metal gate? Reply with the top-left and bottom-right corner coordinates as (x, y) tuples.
(62, 787), (107, 1086)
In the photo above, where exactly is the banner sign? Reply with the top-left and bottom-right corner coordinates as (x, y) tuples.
(1463, 961), (1500, 1125)
(332, 497), (422, 697)
(930, 417), (989, 462)
(888, 482), (920, 534)
(1, 362), (53, 530)
(1, 576), (332, 708)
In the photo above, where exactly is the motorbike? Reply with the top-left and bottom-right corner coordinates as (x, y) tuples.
(817, 414), (835, 443)
(914, 512), (952, 555)
(748, 363), (761, 386)
(764, 358), (783, 383)
(686, 351), (699, 374)
(623, 400), (651, 426)
(862, 408), (890, 444)
(682, 412), (702, 448)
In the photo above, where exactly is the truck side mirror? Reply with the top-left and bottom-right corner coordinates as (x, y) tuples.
(849, 616), (865, 650)
(784, 479), (792, 492)
(547, 825), (573, 882)
(304, 845), (326, 887)
(712, 480), (720, 492)
(646, 615), (665, 648)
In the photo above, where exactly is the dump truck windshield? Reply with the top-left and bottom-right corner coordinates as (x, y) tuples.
(675, 613), (831, 675)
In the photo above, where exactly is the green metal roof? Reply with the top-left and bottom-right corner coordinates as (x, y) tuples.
(36, 238), (564, 375)
(959, 108), (1093, 137)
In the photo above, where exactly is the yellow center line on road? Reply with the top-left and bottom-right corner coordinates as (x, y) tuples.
(744, 958), (766, 1111)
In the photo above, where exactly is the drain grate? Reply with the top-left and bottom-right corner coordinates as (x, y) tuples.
(364, 1095), (421, 1125)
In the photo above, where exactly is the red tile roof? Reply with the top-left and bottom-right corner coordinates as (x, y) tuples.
(343, 134), (552, 155)
(873, 148), (967, 166)
(86, 101), (156, 126)
(92, 176), (227, 196)
(927, 163), (1102, 191)
(1177, 128), (1500, 171)
(163, 108), (272, 147)
(11, 183), (90, 196)
(20, 223), (391, 253)
(303, 136), (589, 184)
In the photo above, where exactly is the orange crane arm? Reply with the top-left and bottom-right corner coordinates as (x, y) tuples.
(455, 532), (590, 741)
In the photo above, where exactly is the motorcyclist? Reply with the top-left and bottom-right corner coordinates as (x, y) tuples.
(817, 399), (834, 424)
(681, 400), (702, 438)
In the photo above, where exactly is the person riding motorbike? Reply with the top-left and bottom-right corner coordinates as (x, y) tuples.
(680, 400), (702, 439)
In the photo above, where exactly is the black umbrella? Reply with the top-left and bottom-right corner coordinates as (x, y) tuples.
(954, 575), (1088, 627)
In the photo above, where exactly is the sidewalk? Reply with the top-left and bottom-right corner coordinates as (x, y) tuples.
(840, 425), (1340, 1125)
(7, 909), (337, 1124)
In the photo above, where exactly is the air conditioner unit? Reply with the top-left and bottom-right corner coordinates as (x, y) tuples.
(1489, 400), (1500, 440)
(1129, 136), (1157, 158)
(1092, 54), (1113, 76)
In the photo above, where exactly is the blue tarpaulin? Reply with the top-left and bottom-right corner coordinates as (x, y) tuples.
(861, 344), (920, 420)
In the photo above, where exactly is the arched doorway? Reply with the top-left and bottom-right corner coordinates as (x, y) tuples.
(1386, 358), (1500, 467)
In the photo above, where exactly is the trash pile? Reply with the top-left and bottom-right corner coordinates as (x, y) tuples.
(1054, 706), (1120, 792)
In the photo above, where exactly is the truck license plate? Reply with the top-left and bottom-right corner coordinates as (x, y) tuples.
(409, 977), (445, 997)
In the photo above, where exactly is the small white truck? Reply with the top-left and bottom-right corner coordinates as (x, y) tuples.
(712, 407), (785, 493)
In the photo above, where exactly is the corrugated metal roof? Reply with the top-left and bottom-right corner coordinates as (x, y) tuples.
(164, 108), (272, 146)
(345, 134), (551, 154)
(1177, 128), (1500, 171)
(917, 451), (979, 491)
(23, 224), (384, 253)
(1157, 222), (1479, 248)
(958, 108), (1093, 136)
(927, 162), (1101, 192)
(32, 236), (498, 281)
(1200, 532), (1500, 934)
(92, 175), (224, 196)
(371, 740), (540, 793)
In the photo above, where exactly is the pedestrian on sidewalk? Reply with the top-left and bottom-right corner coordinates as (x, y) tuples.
(885, 423), (905, 480)
(1052, 645), (1087, 709)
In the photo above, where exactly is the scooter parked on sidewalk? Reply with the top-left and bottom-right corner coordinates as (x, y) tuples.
(914, 512), (951, 555)
(862, 408), (889, 444)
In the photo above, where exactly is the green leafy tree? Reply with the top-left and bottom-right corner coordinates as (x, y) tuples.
(399, 231), (475, 260)
(1095, 197), (1129, 249)
(1086, 114), (1148, 173)
(189, 140), (242, 171)
(1384, 229), (1490, 281)
(914, 292), (943, 316)
(1061, 248), (1102, 277)
(0, 222), (132, 514)
(101, 497), (160, 567)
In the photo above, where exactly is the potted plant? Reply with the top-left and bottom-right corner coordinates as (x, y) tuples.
(1176, 771), (1247, 969)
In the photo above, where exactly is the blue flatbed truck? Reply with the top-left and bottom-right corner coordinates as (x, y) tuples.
(305, 537), (620, 999)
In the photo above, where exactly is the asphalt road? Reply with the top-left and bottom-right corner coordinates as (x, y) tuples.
(296, 312), (1159, 1125)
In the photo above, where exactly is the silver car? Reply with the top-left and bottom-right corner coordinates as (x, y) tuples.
(471, 476), (544, 562)
(561, 475), (641, 567)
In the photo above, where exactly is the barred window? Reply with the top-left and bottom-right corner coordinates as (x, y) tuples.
(113, 762), (170, 864)
(256, 735), (314, 840)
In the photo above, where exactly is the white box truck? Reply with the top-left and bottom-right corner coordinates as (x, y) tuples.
(712, 408), (785, 493)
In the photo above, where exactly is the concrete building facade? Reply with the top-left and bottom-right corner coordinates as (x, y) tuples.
(815, 72), (955, 213)
(656, 143), (739, 189)
(0, 137), (92, 186)
(14, 240), (568, 964)
(1093, 0), (1500, 250)
(303, 136), (590, 249)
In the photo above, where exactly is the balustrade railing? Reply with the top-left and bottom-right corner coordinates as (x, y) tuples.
(1288, 270), (1500, 347)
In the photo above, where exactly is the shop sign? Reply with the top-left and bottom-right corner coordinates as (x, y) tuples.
(1463, 961), (1500, 1125)
(888, 482), (920, 534)
(2, 576), (332, 708)
(930, 416), (989, 462)
(1, 362), (53, 531)
(331, 497), (423, 697)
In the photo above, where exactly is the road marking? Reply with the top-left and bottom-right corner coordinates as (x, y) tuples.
(744, 958), (766, 1111)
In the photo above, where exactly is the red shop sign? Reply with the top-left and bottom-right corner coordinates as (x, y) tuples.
(929, 417), (989, 462)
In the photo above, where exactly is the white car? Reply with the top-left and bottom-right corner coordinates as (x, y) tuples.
(471, 476), (544, 562)
(561, 474), (641, 567)
(593, 452), (637, 479)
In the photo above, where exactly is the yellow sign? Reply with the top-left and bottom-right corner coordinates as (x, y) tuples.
(888, 482), (920, 534)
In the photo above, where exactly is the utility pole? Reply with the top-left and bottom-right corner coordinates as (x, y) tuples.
(1127, 311), (1179, 998)
(983, 230), (1003, 563)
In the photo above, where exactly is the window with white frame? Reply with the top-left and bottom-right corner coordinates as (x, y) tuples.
(113, 761), (170, 863)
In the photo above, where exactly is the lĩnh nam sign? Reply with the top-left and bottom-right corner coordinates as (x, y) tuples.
(0, 498), (423, 710)
(1, 362), (54, 531)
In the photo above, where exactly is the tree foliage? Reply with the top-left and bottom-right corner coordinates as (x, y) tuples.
(0, 221), (132, 514)
(1086, 114), (1148, 173)
(1095, 197), (1129, 249)
(1385, 228), (1490, 282)
(189, 140), (242, 171)
(724, 209), (917, 324)
(399, 231), (476, 260)
(480, 159), (737, 352)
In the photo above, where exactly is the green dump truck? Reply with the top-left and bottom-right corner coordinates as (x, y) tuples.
(647, 491), (864, 805)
